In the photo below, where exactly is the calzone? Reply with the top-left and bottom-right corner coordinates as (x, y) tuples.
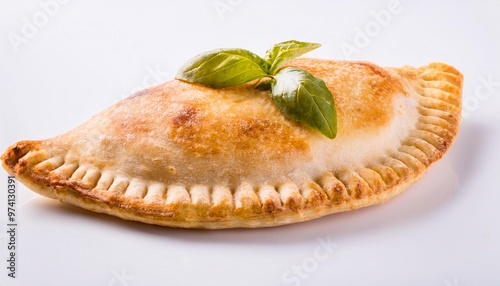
(1, 58), (463, 228)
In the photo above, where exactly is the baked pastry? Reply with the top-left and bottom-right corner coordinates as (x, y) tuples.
(1, 58), (463, 228)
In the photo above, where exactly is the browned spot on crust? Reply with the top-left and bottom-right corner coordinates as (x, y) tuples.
(169, 105), (310, 160)
(354, 62), (393, 81)
(172, 106), (199, 128)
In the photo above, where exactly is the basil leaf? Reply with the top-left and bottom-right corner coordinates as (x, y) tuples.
(176, 48), (270, 88)
(254, 78), (273, 91)
(265, 40), (321, 75)
(271, 68), (337, 139)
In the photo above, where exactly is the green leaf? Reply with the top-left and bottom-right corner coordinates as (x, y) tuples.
(265, 40), (321, 75)
(254, 77), (273, 91)
(176, 48), (270, 88)
(270, 68), (337, 139)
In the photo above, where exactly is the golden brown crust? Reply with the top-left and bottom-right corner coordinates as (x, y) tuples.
(289, 59), (406, 133)
(1, 59), (463, 229)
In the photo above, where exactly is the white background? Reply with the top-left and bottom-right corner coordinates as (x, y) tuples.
(1, 1), (500, 285)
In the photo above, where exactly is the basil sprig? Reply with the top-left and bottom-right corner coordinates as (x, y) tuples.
(176, 40), (337, 139)
(265, 40), (321, 75)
